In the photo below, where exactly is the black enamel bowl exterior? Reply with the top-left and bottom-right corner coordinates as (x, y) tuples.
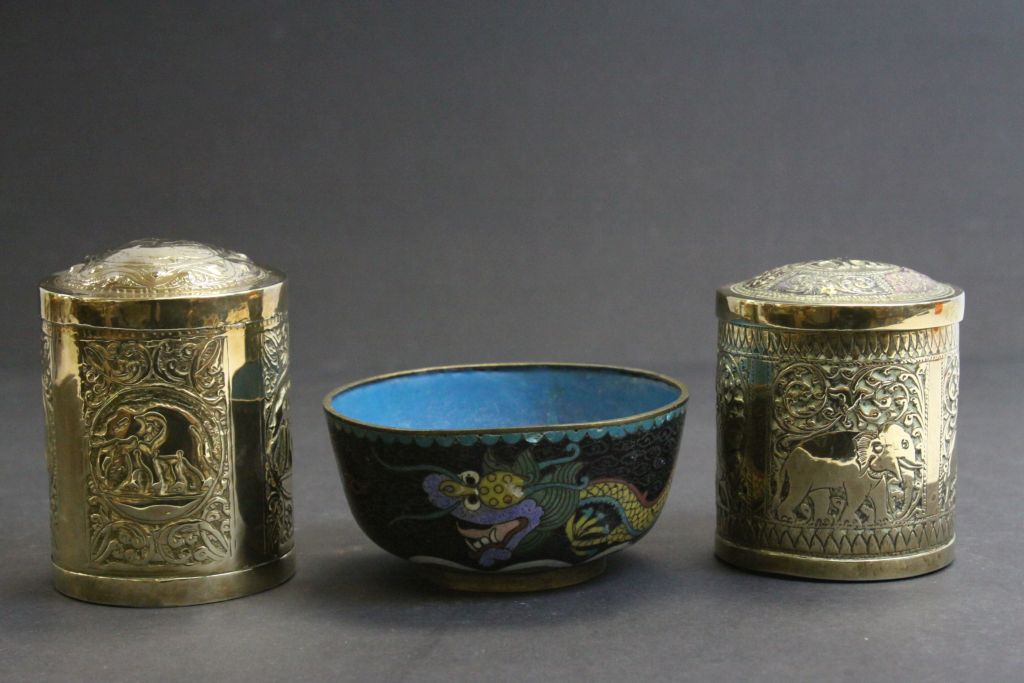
(323, 364), (688, 590)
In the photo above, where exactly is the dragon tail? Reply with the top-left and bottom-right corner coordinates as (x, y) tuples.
(565, 480), (669, 556)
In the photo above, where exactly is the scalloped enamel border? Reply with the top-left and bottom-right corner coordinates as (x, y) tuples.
(331, 405), (686, 447)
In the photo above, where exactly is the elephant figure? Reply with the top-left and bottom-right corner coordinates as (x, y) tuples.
(775, 424), (919, 525)
(95, 408), (208, 498)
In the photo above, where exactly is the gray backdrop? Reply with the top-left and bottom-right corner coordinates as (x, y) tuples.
(1, 3), (1022, 682)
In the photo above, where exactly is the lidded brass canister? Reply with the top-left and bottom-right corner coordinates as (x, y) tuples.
(715, 259), (963, 580)
(40, 239), (295, 605)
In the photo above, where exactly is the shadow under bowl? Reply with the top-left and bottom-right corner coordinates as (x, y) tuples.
(323, 363), (688, 592)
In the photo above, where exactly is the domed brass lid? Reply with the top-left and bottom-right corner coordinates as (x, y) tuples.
(717, 258), (964, 330)
(40, 239), (286, 328)
(45, 239), (279, 298)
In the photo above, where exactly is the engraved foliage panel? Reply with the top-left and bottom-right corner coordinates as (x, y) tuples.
(261, 317), (294, 553)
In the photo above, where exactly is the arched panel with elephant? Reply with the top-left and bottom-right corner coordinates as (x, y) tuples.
(770, 363), (927, 528)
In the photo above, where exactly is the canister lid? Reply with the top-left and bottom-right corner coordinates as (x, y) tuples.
(717, 258), (963, 331)
(40, 239), (286, 328)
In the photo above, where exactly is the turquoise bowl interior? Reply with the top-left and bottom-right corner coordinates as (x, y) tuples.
(327, 364), (685, 432)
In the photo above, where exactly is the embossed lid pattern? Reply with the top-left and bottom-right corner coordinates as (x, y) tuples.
(719, 258), (963, 330)
(47, 238), (279, 298)
(730, 258), (956, 304)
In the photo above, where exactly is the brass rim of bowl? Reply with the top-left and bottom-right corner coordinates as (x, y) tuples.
(322, 362), (689, 436)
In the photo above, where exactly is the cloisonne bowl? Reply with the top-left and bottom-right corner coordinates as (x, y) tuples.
(323, 363), (688, 591)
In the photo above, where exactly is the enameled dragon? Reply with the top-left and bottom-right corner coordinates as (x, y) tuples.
(384, 444), (668, 567)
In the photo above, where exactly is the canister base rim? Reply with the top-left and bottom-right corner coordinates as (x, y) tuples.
(52, 550), (296, 607)
(715, 536), (954, 581)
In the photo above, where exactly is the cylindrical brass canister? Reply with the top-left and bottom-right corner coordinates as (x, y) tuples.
(40, 239), (295, 605)
(715, 259), (963, 580)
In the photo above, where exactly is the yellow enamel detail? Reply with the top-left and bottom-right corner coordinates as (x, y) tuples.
(566, 481), (669, 555)
(479, 471), (525, 509)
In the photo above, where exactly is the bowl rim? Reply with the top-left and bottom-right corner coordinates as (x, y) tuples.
(322, 362), (689, 436)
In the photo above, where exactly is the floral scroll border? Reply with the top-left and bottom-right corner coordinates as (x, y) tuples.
(260, 315), (294, 554)
(40, 324), (58, 550)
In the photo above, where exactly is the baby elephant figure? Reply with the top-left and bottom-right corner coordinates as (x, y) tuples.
(775, 424), (917, 525)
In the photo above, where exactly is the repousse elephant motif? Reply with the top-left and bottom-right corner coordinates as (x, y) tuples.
(775, 424), (919, 525)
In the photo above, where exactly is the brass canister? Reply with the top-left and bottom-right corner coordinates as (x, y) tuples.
(40, 239), (295, 605)
(715, 259), (963, 580)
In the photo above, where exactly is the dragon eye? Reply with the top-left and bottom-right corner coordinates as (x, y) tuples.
(872, 441), (884, 454)
(460, 470), (480, 486)
(901, 439), (910, 450)
(463, 494), (481, 511)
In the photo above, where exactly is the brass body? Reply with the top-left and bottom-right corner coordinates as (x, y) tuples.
(715, 259), (963, 580)
(40, 241), (295, 606)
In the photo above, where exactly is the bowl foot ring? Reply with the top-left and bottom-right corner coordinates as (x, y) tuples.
(416, 558), (607, 592)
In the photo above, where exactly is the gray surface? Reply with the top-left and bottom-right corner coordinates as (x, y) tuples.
(2, 3), (1023, 681)
(3, 361), (1022, 682)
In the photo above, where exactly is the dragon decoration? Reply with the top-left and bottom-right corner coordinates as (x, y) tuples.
(382, 444), (667, 568)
